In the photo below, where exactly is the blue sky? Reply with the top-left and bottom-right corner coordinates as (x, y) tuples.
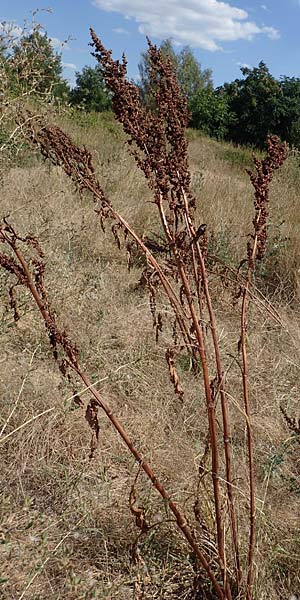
(1, 0), (300, 87)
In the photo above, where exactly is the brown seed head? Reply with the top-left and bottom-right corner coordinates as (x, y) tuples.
(89, 29), (196, 219)
(247, 135), (287, 262)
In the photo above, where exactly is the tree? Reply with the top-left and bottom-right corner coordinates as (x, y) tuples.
(70, 65), (112, 112)
(190, 88), (233, 139)
(11, 29), (69, 99)
(0, 28), (13, 99)
(138, 39), (212, 110)
(176, 46), (213, 106)
(277, 77), (300, 147)
(220, 62), (282, 147)
(0, 35), (6, 58)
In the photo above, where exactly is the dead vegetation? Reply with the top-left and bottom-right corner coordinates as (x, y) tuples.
(1, 28), (300, 600)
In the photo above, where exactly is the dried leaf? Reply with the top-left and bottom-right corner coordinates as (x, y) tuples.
(129, 482), (149, 534)
(165, 347), (184, 400)
(8, 283), (20, 322)
(155, 312), (163, 343)
(85, 398), (100, 459)
(126, 242), (133, 271)
(112, 223), (122, 250)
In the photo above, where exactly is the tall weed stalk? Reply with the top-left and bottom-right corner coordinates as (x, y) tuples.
(1, 30), (287, 599)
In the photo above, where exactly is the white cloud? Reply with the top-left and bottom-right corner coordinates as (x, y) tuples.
(92, 0), (280, 50)
(62, 62), (77, 70)
(262, 26), (280, 40)
(49, 36), (70, 50)
(112, 27), (130, 35)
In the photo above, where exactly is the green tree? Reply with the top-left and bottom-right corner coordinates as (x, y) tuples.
(11, 29), (69, 99)
(277, 77), (300, 147)
(220, 62), (282, 147)
(177, 46), (213, 106)
(70, 65), (112, 112)
(0, 29), (11, 92)
(190, 88), (233, 139)
(0, 35), (6, 58)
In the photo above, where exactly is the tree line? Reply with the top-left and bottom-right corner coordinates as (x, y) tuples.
(2, 28), (300, 149)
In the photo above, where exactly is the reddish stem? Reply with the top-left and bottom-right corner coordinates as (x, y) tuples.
(1, 231), (226, 600)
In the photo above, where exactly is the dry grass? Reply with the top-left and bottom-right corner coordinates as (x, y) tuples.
(1, 112), (300, 599)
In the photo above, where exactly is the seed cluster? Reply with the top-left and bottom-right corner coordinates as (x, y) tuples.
(247, 135), (287, 263)
(90, 29), (196, 221)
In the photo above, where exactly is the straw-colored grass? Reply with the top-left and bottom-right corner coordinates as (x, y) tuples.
(1, 111), (300, 599)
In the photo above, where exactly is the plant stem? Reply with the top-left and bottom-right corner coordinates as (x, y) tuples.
(181, 187), (241, 592)
(156, 196), (227, 589)
(240, 214), (261, 600)
(1, 231), (226, 600)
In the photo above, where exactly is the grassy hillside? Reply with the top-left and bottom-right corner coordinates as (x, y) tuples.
(1, 111), (300, 599)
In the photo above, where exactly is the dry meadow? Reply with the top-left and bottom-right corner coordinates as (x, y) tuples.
(1, 112), (300, 599)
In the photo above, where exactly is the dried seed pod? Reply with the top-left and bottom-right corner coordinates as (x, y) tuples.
(247, 135), (287, 263)
(85, 398), (100, 459)
(165, 347), (184, 400)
